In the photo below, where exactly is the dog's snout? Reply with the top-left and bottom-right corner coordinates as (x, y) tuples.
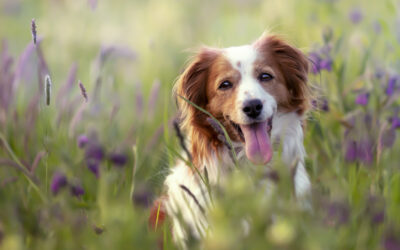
(242, 99), (263, 119)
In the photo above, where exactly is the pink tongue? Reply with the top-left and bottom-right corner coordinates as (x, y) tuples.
(240, 121), (272, 165)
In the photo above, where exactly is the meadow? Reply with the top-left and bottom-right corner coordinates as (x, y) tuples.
(0, 0), (400, 249)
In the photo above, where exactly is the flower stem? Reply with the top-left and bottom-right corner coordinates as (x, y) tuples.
(0, 132), (47, 203)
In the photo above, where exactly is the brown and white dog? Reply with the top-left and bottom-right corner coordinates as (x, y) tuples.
(150, 34), (312, 248)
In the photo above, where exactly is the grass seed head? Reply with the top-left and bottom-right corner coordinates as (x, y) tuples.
(78, 80), (88, 102)
(31, 18), (37, 45)
(45, 74), (52, 106)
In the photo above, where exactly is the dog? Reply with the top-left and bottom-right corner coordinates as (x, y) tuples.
(149, 34), (312, 248)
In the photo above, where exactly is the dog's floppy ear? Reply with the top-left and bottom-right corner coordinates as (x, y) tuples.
(174, 48), (219, 130)
(255, 35), (311, 115)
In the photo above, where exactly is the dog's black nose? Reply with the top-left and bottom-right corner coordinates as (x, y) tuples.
(242, 99), (263, 119)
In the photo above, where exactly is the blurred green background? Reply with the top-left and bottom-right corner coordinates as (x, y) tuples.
(1, 0), (400, 249)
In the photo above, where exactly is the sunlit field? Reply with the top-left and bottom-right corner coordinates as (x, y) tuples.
(0, 0), (400, 249)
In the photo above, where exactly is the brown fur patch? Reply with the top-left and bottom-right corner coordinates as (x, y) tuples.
(174, 48), (222, 167)
(206, 54), (242, 142)
(253, 35), (311, 115)
(149, 196), (168, 230)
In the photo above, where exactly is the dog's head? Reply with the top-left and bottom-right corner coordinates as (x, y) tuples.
(175, 35), (310, 166)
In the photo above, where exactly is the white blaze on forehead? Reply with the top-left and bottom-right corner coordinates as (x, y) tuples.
(223, 45), (277, 124)
(223, 45), (257, 73)
(223, 45), (260, 100)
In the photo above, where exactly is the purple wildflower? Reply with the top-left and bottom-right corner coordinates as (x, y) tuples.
(383, 232), (400, 250)
(77, 135), (89, 148)
(349, 7), (363, 24)
(87, 160), (100, 178)
(392, 117), (400, 129)
(366, 195), (385, 225)
(311, 98), (329, 111)
(85, 143), (104, 178)
(109, 153), (127, 167)
(371, 211), (384, 224)
(78, 80), (88, 102)
(132, 188), (154, 208)
(320, 44), (332, 55)
(355, 92), (369, 106)
(311, 99), (318, 109)
(31, 19), (37, 45)
(319, 59), (333, 71)
(345, 140), (357, 162)
(51, 172), (68, 195)
(386, 76), (398, 96)
(85, 143), (104, 161)
(70, 183), (85, 197)
(381, 128), (396, 148)
(309, 52), (321, 74)
(309, 46), (333, 74)
(321, 98), (329, 112)
(357, 139), (374, 165)
(324, 201), (350, 227)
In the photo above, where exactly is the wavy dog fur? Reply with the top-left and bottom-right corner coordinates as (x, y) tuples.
(151, 34), (312, 248)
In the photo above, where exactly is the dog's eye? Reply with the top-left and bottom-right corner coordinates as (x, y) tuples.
(258, 73), (274, 82)
(218, 81), (233, 90)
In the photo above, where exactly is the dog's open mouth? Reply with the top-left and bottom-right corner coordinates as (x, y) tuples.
(230, 117), (273, 165)
(230, 117), (273, 142)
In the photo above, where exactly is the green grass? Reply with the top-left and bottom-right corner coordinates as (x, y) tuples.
(0, 0), (400, 249)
